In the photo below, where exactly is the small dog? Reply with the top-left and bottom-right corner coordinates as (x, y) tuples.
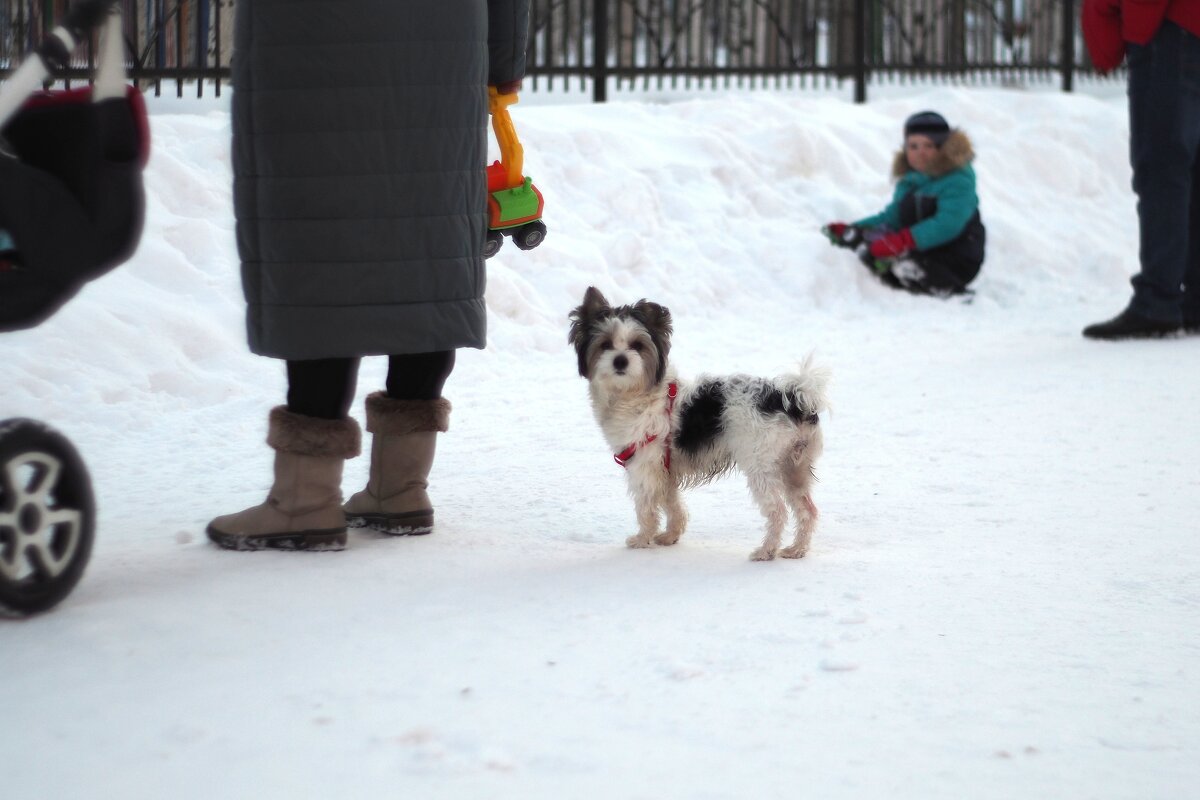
(568, 287), (829, 561)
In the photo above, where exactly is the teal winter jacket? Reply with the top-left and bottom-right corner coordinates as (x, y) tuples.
(853, 130), (979, 252)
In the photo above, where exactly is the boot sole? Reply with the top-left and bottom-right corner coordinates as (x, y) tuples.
(206, 525), (347, 551)
(345, 510), (433, 536)
(1084, 330), (1182, 341)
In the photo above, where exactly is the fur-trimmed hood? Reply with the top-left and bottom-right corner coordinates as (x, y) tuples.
(892, 129), (975, 179)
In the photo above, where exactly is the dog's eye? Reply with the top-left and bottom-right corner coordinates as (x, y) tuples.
(629, 341), (644, 352)
(600, 340), (614, 351)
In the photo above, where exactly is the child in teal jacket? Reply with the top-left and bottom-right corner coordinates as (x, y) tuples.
(824, 111), (986, 296)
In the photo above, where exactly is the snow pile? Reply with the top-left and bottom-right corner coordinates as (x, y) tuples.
(2, 83), (1198, 799)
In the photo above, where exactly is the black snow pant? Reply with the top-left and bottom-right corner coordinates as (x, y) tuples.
(862, 204), (986, 297)
(286, 351), (456, 420)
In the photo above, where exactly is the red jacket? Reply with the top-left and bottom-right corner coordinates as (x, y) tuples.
(1082, 0), (1200, 71)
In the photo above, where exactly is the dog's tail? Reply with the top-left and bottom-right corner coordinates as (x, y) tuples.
(777, 353), (831, 421)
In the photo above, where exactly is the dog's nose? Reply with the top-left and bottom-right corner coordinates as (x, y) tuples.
(612, 354), (629, 372)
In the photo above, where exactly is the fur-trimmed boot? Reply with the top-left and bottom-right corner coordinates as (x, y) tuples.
(344, 393), (450, 535)
(207, 408), (362, 551)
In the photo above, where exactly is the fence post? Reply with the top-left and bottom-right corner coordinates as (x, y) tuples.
(1061, 0), (1075, 92)
(854, 0), (866, 103)
(593, 0), (608, 102)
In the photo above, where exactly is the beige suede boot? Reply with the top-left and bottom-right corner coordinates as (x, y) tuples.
(344, 393), (450, 535)
(207, 407), (361, 551)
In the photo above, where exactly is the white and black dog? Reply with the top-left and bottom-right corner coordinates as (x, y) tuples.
(568, 287), (829, 561)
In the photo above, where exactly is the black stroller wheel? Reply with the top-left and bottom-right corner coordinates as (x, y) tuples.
(0, 419), (95, 615)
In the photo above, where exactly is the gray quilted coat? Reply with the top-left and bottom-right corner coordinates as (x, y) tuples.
(232, 0), (529, 359)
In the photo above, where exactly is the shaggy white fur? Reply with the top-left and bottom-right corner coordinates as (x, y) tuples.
(569, 287), (830, 561)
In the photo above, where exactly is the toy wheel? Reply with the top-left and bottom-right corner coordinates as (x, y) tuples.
(0, 419), (95, 615)
(483, 229), (504, 260)
(513, 221), (547, 251)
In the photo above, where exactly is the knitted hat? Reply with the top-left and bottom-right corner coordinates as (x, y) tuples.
(904, 111), (951, 147)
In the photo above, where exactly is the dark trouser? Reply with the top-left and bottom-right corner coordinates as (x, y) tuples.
(1127, 21), (1200, 323)
(861, 224), (984, 296)
(287, 351), (456, 420)
(866, 256), (974, 296)
(907, 247), (982, 295)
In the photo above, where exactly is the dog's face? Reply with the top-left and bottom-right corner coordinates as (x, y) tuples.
(568, 287), (672, 393)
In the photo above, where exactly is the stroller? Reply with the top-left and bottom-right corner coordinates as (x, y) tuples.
(0, 0), (148, 614)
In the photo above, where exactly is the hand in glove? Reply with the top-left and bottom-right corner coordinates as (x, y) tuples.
(868, 228), (917, 261)
(822, 222), (864, 249)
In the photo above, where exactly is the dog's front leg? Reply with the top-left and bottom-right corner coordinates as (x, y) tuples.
(626, 486), (660, 548)
(653, 481), (688, 546)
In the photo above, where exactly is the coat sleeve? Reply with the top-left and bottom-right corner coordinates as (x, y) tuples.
(1081, 0), (1126, 72)
(488, 0), (531, 86)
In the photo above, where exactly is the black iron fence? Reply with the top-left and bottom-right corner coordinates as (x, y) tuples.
(533, 0), (1102, 100)
(0, 0), (1108, 101)
(0, 0), (231, 95)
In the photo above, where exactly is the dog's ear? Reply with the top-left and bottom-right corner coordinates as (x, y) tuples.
(568, 287), (612, 377)
(632, 300), (672, 384)
(633, 300), (672, 339)
(569, 287), (611, 349)
(581, 286), (609, 315)
(583, 286), (607, 306)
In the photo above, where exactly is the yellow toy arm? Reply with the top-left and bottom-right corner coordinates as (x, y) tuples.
(489, 86), (525, 190)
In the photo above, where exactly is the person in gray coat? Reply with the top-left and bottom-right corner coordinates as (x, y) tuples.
(208, 0), (530, 551)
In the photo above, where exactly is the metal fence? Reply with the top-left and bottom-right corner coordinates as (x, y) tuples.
(0, 0), (232, 96)
(532, 0), (1102, 100)
(0, 0), (1107, 101)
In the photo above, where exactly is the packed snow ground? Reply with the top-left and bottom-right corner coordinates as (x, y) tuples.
(2, 80), (1198, 799)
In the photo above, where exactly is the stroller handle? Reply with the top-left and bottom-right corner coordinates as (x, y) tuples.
(0, 0), (123, 130)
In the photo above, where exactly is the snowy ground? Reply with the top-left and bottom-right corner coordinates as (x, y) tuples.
(2, 79), (1198, 799)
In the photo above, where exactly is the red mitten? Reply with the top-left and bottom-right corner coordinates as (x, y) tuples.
(823, 222), (866, 249)
(869, 228), (917, 260)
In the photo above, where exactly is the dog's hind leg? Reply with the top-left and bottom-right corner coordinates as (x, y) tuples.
(653, 482), (688, 546)
(781, 455), (819, 559)
(747, 473), (788, 561)
(781, 493), (818, 559)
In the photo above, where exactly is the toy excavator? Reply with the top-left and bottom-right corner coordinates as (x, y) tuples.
(484, 87), (546, 259)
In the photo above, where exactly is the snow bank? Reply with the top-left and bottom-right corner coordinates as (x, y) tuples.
(3, 83), (1197, 800)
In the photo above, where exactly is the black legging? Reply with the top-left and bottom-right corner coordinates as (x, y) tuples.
(286, 351), (456, 420)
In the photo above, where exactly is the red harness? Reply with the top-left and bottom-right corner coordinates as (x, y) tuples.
(614, 382), (678, 471)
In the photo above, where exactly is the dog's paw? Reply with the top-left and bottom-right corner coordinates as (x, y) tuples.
(749, 546), (777, 562)
(779, 545), (808, 559)
(626, 534), (654, 549)
(653, 531), (682, 546)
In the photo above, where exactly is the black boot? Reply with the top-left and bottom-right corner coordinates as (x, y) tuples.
(1082, 308), (1180, 340)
